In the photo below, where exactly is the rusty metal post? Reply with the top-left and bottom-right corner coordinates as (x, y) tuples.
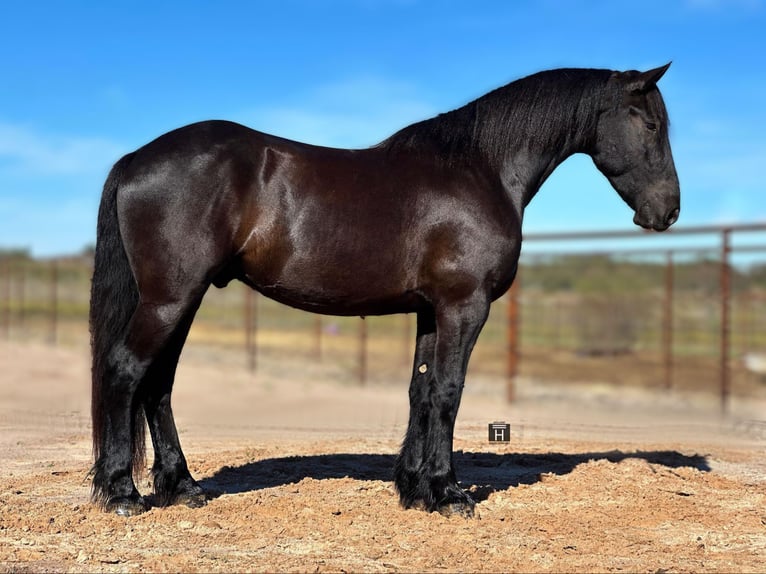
(49, 259), (58, 345)
(1, 258), (9, 339)
(403, 313), (411, 366)
(314, 316), (322, 360)
(244, 287), (257, 373)
(554, 296), (562, 351)
(662, 251), (674, 391)
(358, 317), (368, 385)
(720, 228), (732, 413)
(507, 275), (520, 402)
(742, 290), (753, 355)
(17, 262), (25, 333)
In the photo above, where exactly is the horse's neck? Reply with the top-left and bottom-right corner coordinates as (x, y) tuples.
(494, 114), (596, 219)
(469, 73), (606, 219)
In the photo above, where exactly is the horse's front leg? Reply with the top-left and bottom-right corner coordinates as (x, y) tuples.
(395, 293), (489, 517)
(394, 308), (437, 509)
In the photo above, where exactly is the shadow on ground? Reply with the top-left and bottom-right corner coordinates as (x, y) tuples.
(199, 450), (710, 503)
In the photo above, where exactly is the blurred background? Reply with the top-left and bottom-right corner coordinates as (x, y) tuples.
(2, 1), (765, 408)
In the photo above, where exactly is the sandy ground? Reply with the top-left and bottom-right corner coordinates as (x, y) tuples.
(1, 340), (765, 573)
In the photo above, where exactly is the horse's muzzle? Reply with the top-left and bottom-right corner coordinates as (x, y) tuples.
(633, 188), (680, 232)
(634, 205), (679, 231)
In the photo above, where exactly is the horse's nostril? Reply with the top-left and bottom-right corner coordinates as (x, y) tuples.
(665, 207), (679, 226)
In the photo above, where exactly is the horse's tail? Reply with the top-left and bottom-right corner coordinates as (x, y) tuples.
(89, 152), (146, 482)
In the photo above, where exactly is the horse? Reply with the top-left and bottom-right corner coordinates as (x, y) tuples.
(89, 64), (680, 517)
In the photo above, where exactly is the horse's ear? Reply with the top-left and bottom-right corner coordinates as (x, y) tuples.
(629, 62), (671, 93)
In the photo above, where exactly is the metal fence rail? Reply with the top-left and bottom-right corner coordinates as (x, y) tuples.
(2, 222), (766, 411)
(516, 222), (766, 411)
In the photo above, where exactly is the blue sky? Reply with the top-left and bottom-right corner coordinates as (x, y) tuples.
(1, 0), (765, 256)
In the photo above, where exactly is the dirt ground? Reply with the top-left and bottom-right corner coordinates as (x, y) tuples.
(1, 340), (765, 573)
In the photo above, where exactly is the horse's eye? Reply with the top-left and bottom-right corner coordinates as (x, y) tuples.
(645, 122), (657, 132)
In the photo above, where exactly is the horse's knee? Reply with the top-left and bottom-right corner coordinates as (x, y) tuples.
(104, 343), (150, 392)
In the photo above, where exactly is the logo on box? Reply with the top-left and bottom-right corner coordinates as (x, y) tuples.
(488, 422), (510, 443)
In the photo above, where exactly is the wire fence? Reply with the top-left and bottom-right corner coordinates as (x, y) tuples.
(2, 223), (766, 409)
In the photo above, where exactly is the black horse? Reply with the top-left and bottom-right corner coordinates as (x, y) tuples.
(90, 64), (679, 517)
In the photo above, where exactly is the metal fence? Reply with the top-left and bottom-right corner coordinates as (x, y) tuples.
(2, 223), (766, 410)
(513, 223), (766, 410)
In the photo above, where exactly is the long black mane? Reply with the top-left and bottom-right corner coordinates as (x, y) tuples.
(378, 68), (616, 168)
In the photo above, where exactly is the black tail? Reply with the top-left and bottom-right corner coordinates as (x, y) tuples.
(89, 152), (146, 485)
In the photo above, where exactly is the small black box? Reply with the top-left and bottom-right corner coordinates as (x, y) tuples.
(488, 422), (510, 442)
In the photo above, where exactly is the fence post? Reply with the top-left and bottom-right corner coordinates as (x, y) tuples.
(506, 275), (520, 402)
(742, 290), (753, 355)
(358, 317), (368, 385)
(314, 316), (322, 360)
(17, 261), (25, 333)
(244, 287), (257, 373)
(1, 258), (9, 339)
(662, 251), (673, 391)
(720, 228), (732, 413)
(49, 259), (58, 345)
(554, 296), (562, 351)
(402, 313), (411, 366)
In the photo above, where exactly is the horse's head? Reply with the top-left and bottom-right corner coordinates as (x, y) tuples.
(591, 63), (680, 231)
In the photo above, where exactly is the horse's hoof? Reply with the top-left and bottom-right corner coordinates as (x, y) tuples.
(437, 500), (475, 518)
(405, 495), (476, 518)
(437, 489), (476, 518)
(176, 491), (208, 509)
(106, 497), (147, 517)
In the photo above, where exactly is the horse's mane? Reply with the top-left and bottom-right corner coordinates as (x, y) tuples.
(377, 68), (618, 168)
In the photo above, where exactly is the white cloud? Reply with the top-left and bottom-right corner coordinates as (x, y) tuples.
(0, 122), (125, 255)
(239, 76), (437, 148)
(0, 122), (125, 176)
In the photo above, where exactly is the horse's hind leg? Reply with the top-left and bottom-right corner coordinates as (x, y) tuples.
(91, 334), (150, 516)
(93, 289), (207, 515)
(142, 302), (207, 508)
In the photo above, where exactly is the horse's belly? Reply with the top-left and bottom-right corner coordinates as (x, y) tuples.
(238, 246), (422, 316)
(253, 280), (423, 317)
